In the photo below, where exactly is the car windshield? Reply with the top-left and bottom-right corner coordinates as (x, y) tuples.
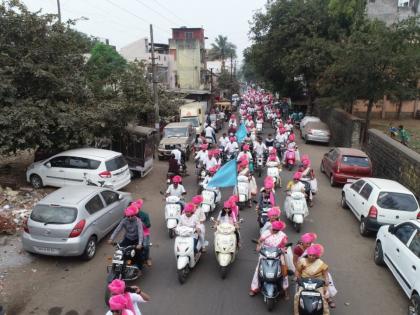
(377, 192), (418, 211)
(341, 155), (369, 167)
(180, 117), (199, 127)
(31, 205), (77, 224)
(106, 155), (127, 171)
(164, 127), (188, 138)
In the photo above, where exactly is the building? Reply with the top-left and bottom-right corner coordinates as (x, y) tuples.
(207, 58), (235, 75)
(169, 27), (208, 90)
(119, 38), (176, 89)
(367, 0), (419, 25)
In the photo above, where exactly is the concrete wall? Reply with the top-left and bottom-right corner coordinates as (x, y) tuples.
(364, 129), (420, 197)
(352, 98), (419, 119)
(316, 107), (364, 148)
(367, 0), (418, 25)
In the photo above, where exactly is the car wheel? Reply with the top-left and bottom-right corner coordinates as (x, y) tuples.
(374, 241), (385, 266)
(320, 162), (325, 173)
(305, 136), (309, 144)
(341, 193), (349, 209)
(359, 217), (370, 237)
(409, 294), (420, 315)
(30, 174), (43, 189)
(330, 174), (336, 187)
(81, 236), (97, 260)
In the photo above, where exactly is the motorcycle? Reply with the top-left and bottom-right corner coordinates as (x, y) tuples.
(296, 278), (326, 315)
(212, 220), (240, 279)
(258, 246), (286, 311)
(286, 191), (308, 233)
(174, 225), (203, 284)
(255, 153), (265, 177)
(285, 149), (296, 171)
(165, 196), (182, 238)
(266, 161), (281, 187)
(201, 186), (221, 217)
(104, 244), (142, 303)
(236, 175), (250, 209)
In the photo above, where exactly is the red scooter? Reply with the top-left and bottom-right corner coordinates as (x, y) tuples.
(285, 149), (296, 171)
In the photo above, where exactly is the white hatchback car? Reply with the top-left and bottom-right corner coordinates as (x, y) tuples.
(375, 220), (420, 314)
(26, 148), (131, 190)
(299, 116), (321, 135)
(341, 178), (420, 236)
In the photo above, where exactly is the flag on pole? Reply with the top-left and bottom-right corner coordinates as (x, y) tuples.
(207, 159), (238, 188)
(235, 123), (247, 143)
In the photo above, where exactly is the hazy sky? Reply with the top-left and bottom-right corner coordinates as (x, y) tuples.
(22, 0), (268, 62)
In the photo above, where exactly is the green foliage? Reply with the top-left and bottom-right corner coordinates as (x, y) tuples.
(208, 35), (237, 63)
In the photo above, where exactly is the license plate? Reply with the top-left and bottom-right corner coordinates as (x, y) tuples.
(301, 291), (321, 297)
(34, 246), (59, 254)
(112, 260), (124, 264)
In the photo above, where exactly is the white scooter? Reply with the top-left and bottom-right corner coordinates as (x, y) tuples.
(212, 220), (239, 279)
(256, 121), (263, 133)
(174, 225), (202, 284)
(236, 175), (249, 209)
(165, 196), (182, 238)
(286, 191), (308, 233)
(201, 185), (221, 217)
(266, 161), (281, 187)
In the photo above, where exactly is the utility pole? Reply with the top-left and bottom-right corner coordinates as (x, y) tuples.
(150, 24), (159, 130)
(56, 0), (62, 23)
(210, 68), (214, 107)
(230, 53), (234, 97)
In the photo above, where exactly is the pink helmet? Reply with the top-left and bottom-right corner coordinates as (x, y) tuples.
(223, 200), (232, 209)
(108, 279), (125, 295)
(133, 199), (143, 209)
(208, 150), (214, 157)
(192, 195), (204, 205)
(172, 175), (182, 184)
(229, 136), (235, 142)
(247, 115), (252, 119)
(307, 244), (325, 257)
(231, 114), (235, 119)
(228, 195), (239, 204)
(288, 134), (295, 142)
(300, 233), (318, 244)
(184, 203), (196, 214)
(268, 207), (281, 218)
(268, 155), (277, 162)
(302, 159), (311, 167)
(124, 205), (138, 217)
(270, 147), (277, 155)
(271, 220), (286, 231)
(243, 144), (250, 151)
(200, 143), (208, 150)
(109, 294), (128, 311)
(209, 166), (218, 174)
(280, 128), (286, 134)
(264, 177), (274, 189)
(293, 172), (302, 180)
(301, 154), (310, 161)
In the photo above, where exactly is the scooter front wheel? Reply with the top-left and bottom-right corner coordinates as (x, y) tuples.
(177, 267), (189, 284)
(169, 228), (176, 239)
(266, 297), (275, 311)
(220, 266), (228, 279)
(293, 222), (301, 233)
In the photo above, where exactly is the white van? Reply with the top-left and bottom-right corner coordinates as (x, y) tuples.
(26, 148), (131, 190)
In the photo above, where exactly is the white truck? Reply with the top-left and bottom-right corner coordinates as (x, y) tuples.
(179, 102), (207, 135)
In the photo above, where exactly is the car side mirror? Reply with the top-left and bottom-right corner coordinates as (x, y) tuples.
(45, 162), (52, 168)
(388, 224), (396, 234)
(118, 194), (124, 200)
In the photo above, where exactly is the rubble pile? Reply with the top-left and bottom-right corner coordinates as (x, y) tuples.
(0, 186), (47, 234)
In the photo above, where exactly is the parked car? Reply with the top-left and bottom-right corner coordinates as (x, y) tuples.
(320, 147), (372, 186)
(26, 148), (131, 190)
(158, 122), (196, 160)
(299, 116), (321, 134)
(375, 220), (420, 314)
(22, 186), (132, 259)
(341, 178), (420, 236)
(302, 121), (331, 144)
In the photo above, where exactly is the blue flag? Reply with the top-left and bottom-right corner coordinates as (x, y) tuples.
(235, 123), (247, 143)
(207, 159), (238, 188)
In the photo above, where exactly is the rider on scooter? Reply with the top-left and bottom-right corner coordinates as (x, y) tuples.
(166, 175), (186, 209)
(257, 178), (276, 211)
(260, 207), (281, 235)
(214, 200), (241, 248)
(177, 203), (202, 252)
(191, 195), (208, 252)
(284, 172), (306, 219)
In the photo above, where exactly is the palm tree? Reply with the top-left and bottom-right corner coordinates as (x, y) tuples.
(208, 35), (237, 71)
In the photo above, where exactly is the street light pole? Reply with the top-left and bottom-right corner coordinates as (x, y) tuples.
(150, 24), (160, 130)
(57, 0), (62, 23)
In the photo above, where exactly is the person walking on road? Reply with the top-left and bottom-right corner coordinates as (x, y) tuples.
(398, 125), (410, 146)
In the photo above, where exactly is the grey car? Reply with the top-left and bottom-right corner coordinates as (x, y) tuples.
(302, 121), (331, 144)
(22, 186), (132, 260)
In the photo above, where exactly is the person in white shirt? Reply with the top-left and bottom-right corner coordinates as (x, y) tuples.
(166, 175), (186, 209)
(178, 203), (203, 251)
(204, 150), (219, 171)
(219, 133), (229, 149)
(195, 143), (208, 166)
(237, 144), (253, 162)
(253, 137), (267, 157)
(170, 146), (182, 165)
(224, 137), (239, 155)
(204, 124), (216, 144)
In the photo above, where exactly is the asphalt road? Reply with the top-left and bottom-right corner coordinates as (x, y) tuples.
(8, 122), (408, 315)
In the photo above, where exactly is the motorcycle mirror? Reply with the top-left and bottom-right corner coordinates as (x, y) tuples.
(239, 218), (244, 223)
(210, 216), (215, 221)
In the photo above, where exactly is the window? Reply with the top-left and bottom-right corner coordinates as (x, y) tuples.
(185, 31), (193, 40)
(394, 224), (416, 244)
(377, 192), (418, 212)
(49, 156), (68, 168)
(409, 231), (420, 257)
(31, 205), (77, 224)
(359, 183), (373, 200)
(101, 191), (119, 206)
(329, 150), (338, 161)
(341, 156), (370, 167)
(67, 157), (100, 170)
(85, 195), (104, 214)
(351, 180), (365, 193)
(105, 156), (127, 172)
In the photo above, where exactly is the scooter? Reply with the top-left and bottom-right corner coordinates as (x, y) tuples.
(255, 153), (265, 177)
(174, 225), (202, 284)
(285, 149), (296, 171)
(296, 278), (326, 315)
(258, 246), (285, 311)
(257, 202), (272, 229)
(266, 161), (281, 187)
(286, 191), (308, 233)
(236, 175), (250, 209)
(165, 196), (182, 238)
(201, 186), (221, 217)
(256, 121), (263, 133)
(212, 220), (239, 279)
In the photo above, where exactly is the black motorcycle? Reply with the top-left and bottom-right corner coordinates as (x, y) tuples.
(104, 244), (142, 304)
(296, 278), (326, 315)
(258, 246), (285, 311)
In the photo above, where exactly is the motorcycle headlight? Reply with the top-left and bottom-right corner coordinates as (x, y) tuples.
(131, 250), (136, 258)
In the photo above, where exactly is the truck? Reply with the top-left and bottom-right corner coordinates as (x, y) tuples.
(179, 102), (207, 135)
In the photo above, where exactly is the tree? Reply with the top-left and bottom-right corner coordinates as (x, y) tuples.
(207, 35), (237, 70)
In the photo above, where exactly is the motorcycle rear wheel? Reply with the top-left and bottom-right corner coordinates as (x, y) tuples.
(177, 267), (189, 284)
